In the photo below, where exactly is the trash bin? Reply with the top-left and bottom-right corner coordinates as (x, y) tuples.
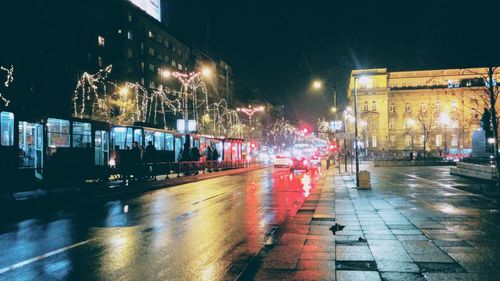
(358, 170), (371, 189)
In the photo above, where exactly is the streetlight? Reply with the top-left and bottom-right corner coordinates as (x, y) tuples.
(311, 79), (337, 119)
(352, 73), (376, 187)
(236, 105), (265, 153)
(439, 112), (450, 157)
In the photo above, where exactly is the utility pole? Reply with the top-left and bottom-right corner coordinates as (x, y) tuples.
(488, 66), (500, 176)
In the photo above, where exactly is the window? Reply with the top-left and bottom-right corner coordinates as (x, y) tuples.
(98, 35), (105, 46)
(178, 64), (183, 70)
(18, 121), (35, 168)
(145, 130), (155, 146)
(157, 68), (162, 75)
(140, 78), (145, 85)
(164, 55), (169, 62)
(127, 48), (133, 58)
(404, 103), (411, 112)
(72, 122), (92, 148)
(405, 135), (411, 147)
(98, 56), (103, 67)
(154, 132), (165, 150)
(451, 135), (458, 146)
(149, 81), (156, 89)
(148, 30), (154, 38)
(171, 60), (176, 67)
(149, 64), (155, 72)
(1, 111), (14, 146)
(127, 31), (133, 40)
(112, 127), (133, 149)
(435, 102), (441, 112)
(371, 101), (376, 111)
(419, 102), (426, 112)
(371, 136), (377, 148)
(389, 103), (396, 113)
(156, 35), (162, 44)
(436, 134), (442, 147)
(389, 118), (395, 130)
(165, 133), (174, 150)
(363, 101), (368, 112)
(165, 40), (169, 48)
(389, 135), (396, 146)
(117, 29), (122, 34)
(451, 100), (458, 111)
(149, 47), (155, 56)
(448, 80), (459, 88)
(128, 14), (132, 22)
(134, 129), (143, 145)
(47, 118), (70, 148)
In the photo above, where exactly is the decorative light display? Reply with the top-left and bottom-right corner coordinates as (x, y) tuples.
(72, 66), (242, 137)
(0, 65), (14, 106)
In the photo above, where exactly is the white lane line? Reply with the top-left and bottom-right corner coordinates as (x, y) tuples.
(0, 239), (94, 275)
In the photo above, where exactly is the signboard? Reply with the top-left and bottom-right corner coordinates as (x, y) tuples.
(176, 119), (196, 133)
(129, 0), (162, 22)
(329, 120), (343, 131)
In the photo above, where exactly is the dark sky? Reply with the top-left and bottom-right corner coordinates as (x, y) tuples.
(167, 0), (500, 125)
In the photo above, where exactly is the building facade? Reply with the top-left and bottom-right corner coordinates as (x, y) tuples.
(348, 67), (500, 156)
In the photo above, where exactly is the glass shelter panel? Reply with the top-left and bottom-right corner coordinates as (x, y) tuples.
(1, 111), (14, 146)
(72, 122), (92, 148)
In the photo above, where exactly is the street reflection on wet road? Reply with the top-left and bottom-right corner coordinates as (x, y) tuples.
(0, 167), (319, 280)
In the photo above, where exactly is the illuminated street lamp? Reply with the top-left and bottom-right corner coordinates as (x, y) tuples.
(311, 79), (337, 119)
(439, 112), (450, 156)
(236, 105), (265, 151)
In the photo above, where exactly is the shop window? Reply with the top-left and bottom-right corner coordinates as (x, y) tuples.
(47, 118), (70, 148)
(0, 111), (14, 146)
(72, 122), (92, 148)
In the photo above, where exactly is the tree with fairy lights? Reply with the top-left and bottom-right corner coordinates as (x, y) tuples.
(0, 65), (14, 107)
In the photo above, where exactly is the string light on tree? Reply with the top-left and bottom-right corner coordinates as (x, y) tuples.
(0, 65), (14, 106)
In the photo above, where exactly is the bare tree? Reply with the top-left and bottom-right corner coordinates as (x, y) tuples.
(416, 102), (437, 158)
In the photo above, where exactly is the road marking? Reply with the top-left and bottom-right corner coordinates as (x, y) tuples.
(0, 239), (94, 275)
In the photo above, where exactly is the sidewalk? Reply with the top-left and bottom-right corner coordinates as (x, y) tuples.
(251, 168), (495, 281)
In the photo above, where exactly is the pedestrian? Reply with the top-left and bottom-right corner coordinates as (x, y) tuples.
(326, 155), (331, 170)
(144, 141), (156, 163)
(131, 141), (142, 163)
(409, 151), (414, 161)
(190, 147), (201, 161)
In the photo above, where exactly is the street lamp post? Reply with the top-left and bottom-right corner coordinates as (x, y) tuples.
(353, 77), (360, 186)
(312, 79), (338, 119)
(236, 105), (265, 152)
(439, 112), (450, 157)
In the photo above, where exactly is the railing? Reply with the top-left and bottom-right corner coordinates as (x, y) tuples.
(110, 160), (257, 181)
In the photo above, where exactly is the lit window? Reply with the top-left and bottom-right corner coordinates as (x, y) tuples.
(177, 64), (183, 70)
(148, 30), (154, 38)
(405, 103), (411, 112)
(98, 36), (105, 46)
(127, 48), (133, 58)
(72, 122), (92, 148)
(149, 81), (156, 89)
(388, 118), (395, 130)
(371, 136), (377, 148)
(451, 100), (458, 110)
(118, 29), (122, 34)
(436, 135), (442, 147)
(0, 111), (14, 146)
(165, 40), (169, 48)
(389, 104), (396, 113)
(149, 47), (155, 56)
(405, 135), (411, 147)
(171, 60), (176, 67)
(447, 80), (459, 88)
(47, 118), (70, 148)
(371, 101), (376, 111)
(128, 14), (132, 22)
(140, 78), (145, 85)
(363, 101), (368, 112)
(98, 56), (103, 67)
(127, 31), (133, 40)
(149, 64), (155, 72)
(157, 68), (162, 75)
(112, 127), (133, 150)
(154, 132), (165, 150)
(165, 134), (174, 150)
(164, 55), (169, 62)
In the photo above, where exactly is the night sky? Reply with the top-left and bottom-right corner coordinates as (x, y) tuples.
(168, 0), (500, 125)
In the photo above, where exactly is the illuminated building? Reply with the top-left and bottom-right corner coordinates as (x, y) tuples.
(348, 67), (500, 156)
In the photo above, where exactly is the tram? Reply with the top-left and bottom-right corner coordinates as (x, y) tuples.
(0, 109), (246, 194)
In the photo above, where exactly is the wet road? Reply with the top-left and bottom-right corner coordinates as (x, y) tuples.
(0, 168), (319, 281)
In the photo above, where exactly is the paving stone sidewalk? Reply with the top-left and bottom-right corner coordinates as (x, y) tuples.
(253, 169), (497, 281)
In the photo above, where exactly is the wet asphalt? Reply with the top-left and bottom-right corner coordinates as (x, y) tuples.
(0, 168), (317, 281)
